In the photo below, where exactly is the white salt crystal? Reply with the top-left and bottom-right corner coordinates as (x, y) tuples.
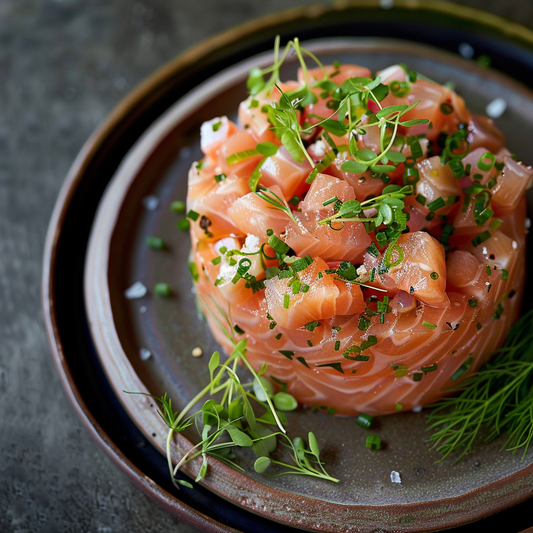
(139, 348), (152, 361)
(242, 234), (260, 254)
(125, 281), (147, 299)
(142, 195), (160, 211)
(486, 98), (507, 119)
(390, 471), (401, 483)
(412, 406), (423, 413)
(458, 43), (474, 59)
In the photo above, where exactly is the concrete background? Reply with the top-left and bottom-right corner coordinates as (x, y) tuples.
(2, 1), (533, 532)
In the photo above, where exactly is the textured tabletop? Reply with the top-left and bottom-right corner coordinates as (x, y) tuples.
(2, 1), (533, 532)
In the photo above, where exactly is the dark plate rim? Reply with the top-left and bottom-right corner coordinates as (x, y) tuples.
(41, 1), (533, 532)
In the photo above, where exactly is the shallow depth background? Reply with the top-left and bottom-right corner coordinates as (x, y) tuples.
(2, 1), (533, 532)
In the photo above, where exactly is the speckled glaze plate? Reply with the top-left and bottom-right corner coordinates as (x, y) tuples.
(44, 2), (533, 532)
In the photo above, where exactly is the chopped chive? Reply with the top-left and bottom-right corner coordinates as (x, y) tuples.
(356, 413), (374, 429)
(211, 256), (222, 265)
(170, 200), (186, 213)
(448, 158), (464, 178)
(288, 195), (300, 206)
(214, 173), (227, 183)
(337, 261), (357, 280)
(177, 218), (190, 231)
(268, 234), (290, 254)
(468, 298), (478, 308)
(187, 209), (200, 221)
(322, 196), (338, 206)
(279, 350), (294, 359)
(415, 194), (426, 206)
(440, 103), (454, 115)
(430, 271), (439, 280)
(188, 261), (199, 282)
(275, 333), (283, 340)
(366, 242), (380, 257)
(365, 435), (381, 450)
(334, 340), (341, 351)
(494, 303), (504, 319)
(305, 320), (321, 332)
(233, 324), (245, 335)
(451, 356), (473, 381)
(472, 231), (491, 247)
(501, 269), (509, 281)
(306, 340), (313, 347)
(422, 321), (437, 329)
(440, 224), (455, 245)
(358, 316), (370, 331)
(427, 197), (446, 212)
(292, 258), (309, 272)
(283, 294), (290, 309)
(391, 364), (409, 378)
(154, 283), (171, 297)
(489, 218), (503, 230)
(413, 373), (423, 382)
(296, 356), (310, 368)
(146, 236), (165, 249)
(477, 152), (495, 171)
(421, 363), (437, 373)
(316, 362), (344, 374)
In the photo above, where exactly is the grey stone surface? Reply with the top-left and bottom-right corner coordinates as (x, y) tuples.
(2, 0), (533, 532)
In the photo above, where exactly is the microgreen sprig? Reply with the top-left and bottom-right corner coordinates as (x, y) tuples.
(267, 86), (316, 168)
(318, 184), (413, 232)
(255, 186), (297, 223)
(126, 331), (338, 488)
(126, 295), (338, 488)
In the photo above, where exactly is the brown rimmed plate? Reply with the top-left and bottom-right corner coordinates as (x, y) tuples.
(44, 2), (533, 532)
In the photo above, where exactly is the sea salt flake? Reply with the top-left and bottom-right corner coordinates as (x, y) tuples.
(142, 195), (160, 211)
(390, 471), (401, 483)
(412, 406), (423, 413)
(458, 43), (474, 59)
(125, 281), (147, 299)
(139, 348), (152, 361)
(486, 98), (507, 119)
(312, 140), (327, 159)
(242, 234), (260, 254)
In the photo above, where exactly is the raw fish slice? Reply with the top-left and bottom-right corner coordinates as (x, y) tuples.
(264, 257), (339, 329)
(285, 211), (371, 263)
(187, 171), (250, 241)
(258, 146), (312, 199)
(228, 185), (290, 240)
(300, 173), (356, 212)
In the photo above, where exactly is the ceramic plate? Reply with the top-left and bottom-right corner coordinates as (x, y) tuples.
(44, 2), (533, 532)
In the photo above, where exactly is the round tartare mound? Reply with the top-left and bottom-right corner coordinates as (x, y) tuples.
(186, 58), (531, 416)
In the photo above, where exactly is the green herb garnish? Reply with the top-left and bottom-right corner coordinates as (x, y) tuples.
(427, 309), (533, 461)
